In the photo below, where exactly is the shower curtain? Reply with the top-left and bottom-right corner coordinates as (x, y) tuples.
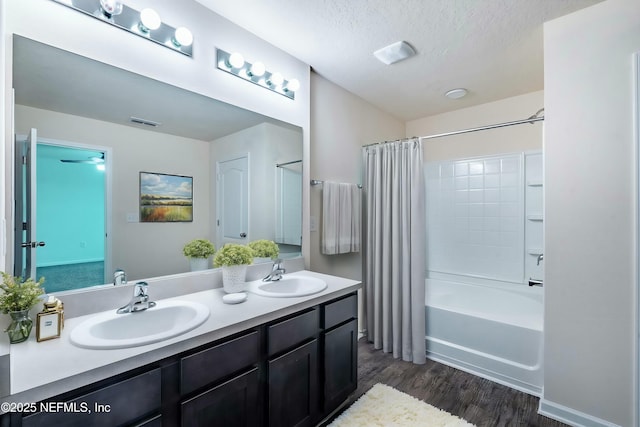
(362, 137), (426, 364)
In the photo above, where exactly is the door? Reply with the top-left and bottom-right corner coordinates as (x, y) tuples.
(14, 131), (108, 291)
(14, 128), (41, 279)
(217, 156), (249, 248)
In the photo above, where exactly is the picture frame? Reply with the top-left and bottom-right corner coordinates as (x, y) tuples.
(139, 172), (193, 222)
(36, 311), (62, 342)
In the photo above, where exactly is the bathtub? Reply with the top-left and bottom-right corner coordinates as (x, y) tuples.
(425, 277), (543, 396)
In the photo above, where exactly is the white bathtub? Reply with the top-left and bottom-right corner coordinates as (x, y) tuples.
(425, 277), (543, 396)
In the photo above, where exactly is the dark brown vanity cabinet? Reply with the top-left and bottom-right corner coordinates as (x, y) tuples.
(179, 331), (261, 427)
(321, 294), (358, 415)
(1, 291), (358, 427)
(267, 309), (320, 427)
(180, 368), (260, 427)
(20, 367), (163, 427)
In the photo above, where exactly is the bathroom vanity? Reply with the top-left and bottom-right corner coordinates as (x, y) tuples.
(0, 270), (360, 427)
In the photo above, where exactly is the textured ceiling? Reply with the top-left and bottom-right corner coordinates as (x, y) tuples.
(195, 0), (603, 121)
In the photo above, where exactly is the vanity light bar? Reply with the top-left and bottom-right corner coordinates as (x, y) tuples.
(51, 0), (193, 57)
(216, 49), (299, 100)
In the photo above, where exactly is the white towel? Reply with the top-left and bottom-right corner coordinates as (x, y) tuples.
(322, 182), (360, 255)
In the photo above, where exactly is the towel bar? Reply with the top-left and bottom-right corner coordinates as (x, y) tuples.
(310, 179), (362, 189)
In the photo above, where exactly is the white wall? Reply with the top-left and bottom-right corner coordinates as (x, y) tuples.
(16, 105), (211, 280)
(407, 91), (544, 161)
(309, 72), (405, 280)
(542, 0), (639, 425)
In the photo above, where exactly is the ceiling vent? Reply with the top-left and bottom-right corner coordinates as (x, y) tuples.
(130, 116), (161, 127)
(374, 41), (416, 65)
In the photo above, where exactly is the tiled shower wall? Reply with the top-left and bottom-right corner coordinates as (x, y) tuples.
(426, 152), (542, 285)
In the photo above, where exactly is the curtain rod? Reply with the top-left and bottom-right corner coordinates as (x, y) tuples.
(276, 159), (302, 167)
(363, 108), (545, 148)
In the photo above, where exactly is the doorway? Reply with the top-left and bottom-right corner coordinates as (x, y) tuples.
(14, 132), (109, 292)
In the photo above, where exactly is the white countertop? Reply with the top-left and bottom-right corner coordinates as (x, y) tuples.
(4, 270), (360, 407)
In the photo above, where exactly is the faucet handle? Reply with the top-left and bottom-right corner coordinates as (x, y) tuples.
(114, 269), (127, 286)
(134, 281), (148, 297)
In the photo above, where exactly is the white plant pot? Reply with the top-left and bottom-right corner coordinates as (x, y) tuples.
(253, 257), (272, 264)
(189, 257), (209, 272)
(222, 265), (247, 293)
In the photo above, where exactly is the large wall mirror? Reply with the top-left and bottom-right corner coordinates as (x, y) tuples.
(11, 35), (303, 294)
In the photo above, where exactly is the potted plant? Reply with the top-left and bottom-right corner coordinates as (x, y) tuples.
(213, 243), (253, 293)
(183, 239), (216, 271)
(0, 273), (45, 343)
(247, 240), (280, 263)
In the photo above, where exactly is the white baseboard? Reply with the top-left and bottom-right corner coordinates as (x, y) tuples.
(538, 399), (622, 427)
(37, 259), (104, 267)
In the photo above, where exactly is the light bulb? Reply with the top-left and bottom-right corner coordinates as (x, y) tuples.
(228, 52), (245, 69)
(172, 27), (193, 47)
(269, 72), (284, 87)
(99, 0), (122, 17)
(248, 61), (266, 77)
(139, 8), (161, 33)
(285, 78), (300, 92)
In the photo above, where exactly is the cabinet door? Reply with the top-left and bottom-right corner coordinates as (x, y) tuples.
(268, 340), (318, 427)
(323, 318), (358, 413)
(22, 368), (161, 427)
(181, 368), (259, 427)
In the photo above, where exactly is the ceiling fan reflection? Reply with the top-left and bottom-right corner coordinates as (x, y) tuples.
(60, 153), (105, 164)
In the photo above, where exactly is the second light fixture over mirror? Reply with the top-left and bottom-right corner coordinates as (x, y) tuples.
(217, 49), (301, 99)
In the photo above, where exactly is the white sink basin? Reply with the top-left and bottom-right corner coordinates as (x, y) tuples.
(248, 274), (327, 297)
(70, 300), (210, 349)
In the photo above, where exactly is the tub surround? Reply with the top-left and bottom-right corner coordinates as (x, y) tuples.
(0, 264), (360, 410)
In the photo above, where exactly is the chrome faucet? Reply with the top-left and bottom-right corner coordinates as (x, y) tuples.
(116, 281), (156, 314)
(114, 269), (127, 286)
(537, 254), (544, 265)
(263, 259), (286, 282)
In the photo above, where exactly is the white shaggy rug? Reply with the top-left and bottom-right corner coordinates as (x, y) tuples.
(328, 383), (476, 427)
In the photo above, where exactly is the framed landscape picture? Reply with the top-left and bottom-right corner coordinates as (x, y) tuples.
(140, 172), (193, 222)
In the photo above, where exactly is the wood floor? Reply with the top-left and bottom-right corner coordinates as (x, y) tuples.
(324, 339), (567, 427)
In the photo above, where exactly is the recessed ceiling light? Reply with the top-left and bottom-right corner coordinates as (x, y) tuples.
(374, 41), (416, 65)
(445, 88), (468, 99)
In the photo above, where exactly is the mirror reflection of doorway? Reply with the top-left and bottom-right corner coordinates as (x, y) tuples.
(216, 155), (249, 248)
(15, 135), (108, 293)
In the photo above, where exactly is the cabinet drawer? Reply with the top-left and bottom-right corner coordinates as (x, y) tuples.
(23, 368), (161, 427)
(323, 293), (357, 330)
(181, 331), (260, 395)
(268, 308), (318, 356)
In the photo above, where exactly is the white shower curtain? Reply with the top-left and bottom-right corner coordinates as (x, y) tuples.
(362, 137), (426, 364)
